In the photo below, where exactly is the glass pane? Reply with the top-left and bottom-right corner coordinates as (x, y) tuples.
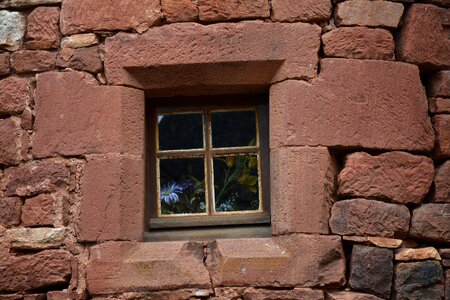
(211, 110), (257, 148)
(159, 158), (206, 215)
(158, 113), (203, 150)
(213, 155), (260, 212)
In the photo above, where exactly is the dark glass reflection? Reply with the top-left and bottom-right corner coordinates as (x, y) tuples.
(159, 158), (206, 215)
(158, 113), (203, 150)
(211, 110), (257, 148)
(213, 155), (259, 212)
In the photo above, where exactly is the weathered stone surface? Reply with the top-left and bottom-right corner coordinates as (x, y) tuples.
(206, 235), (345, 287)
(396, 4), (450, 71)
(395, 247), (441, 261)
(271, 0), (331, 22)
(0, 250), (71, 292)
(56, 46), (103, 73)
(86, 241), (210, 294)
(432, 161), (450, 203)
(395, 261), (444, 300)
(11, 50), (57, 74)
(2, 159), (72, 197)
(104, 22), (321, 94)
(60, 0), (162, 35)
(243, 287), (324, 300)
(0, 52), (10, 76)
(446, 269), (450, 300)
(0, 197), (22, 228)
(26, 7), (60, 50)
(429, 71), (450, 97)
(338, 152), (434, 204)
(162, 0), (198, 23)
(335, 0), (404, 28)
(5, 227), (65, 250)
(410, 204), (450, 243)
(0, 0), (61, 8)
(0, 11), (26, 51)
(20, 107), (33, 130)
(46, 291), (70, 300)
(349, 245), (393, 298)
(433, 115), (450, 159)
(325, 291), (384, 300)
(0, 76), (31, 115)
(34, 71), (144, 157)
(24, 294), (46, 300)
(430, 98), (450, 114)
(61, 33), (99, 49)
(343, 236), (403, 249)
(21, 194), (56, 227)
(330, 199), (410, 238)
(271, 147), (337, 235)
(270, 59), (434, 151)
(322, 27), (394, 60)
(0, 117), (28, 166)
(439, 249), (450, 258)
(0, 294), (23, 300)
(197, 0), (269, 22)
(77, 154), (144, 242)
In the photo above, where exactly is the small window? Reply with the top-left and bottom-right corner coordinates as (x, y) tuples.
(146, 95), (270, 235)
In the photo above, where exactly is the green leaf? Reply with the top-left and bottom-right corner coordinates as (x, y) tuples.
(238, 174), (257, 186)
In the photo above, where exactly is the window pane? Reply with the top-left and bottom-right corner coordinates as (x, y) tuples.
(158, 113), (203, 150)
(159, 158), (206, 215)
(213, 155), (260, 212)
(211, 110), (257, 148)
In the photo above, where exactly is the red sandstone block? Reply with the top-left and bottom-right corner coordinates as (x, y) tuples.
(410, 204), (450, 243)
(0, 52), (10, 76)
(271, 146), (337, 235)
(197, 0), (269, 22)
(0, 197), (22, 228)
(433, 114), (450, 159)
(34, 71), (144, 157)
(0, 76), (31, 115)
(428, 71), (450, 98)
(396, 4), (450, 71)
(161, 0), (198, 23)
(56, 46), (103, 73)
(206, 235), (345, 287)
(432, 161), (450, 203)
(86, 241), (210, 294)
(429, 98), (450, 114)
(21, 194), (56, 227)
(24, 295), (46, 300)
(322, 27), (394, 60)
(25, 6), (60, 49)
(270, 59), (434, 151)
(11, 50), (56, 74)
(46, 291), (70, 300)
(60, 0), (162, 35)
(77, 154), (144, 242)
(0, 117), (28, 166)
(243, 288), (324, 300)
(338, 152), (434, 204)
(271, 0), (331, 22)
(325, 291), (384, 300)
(329, 199), (410, 238)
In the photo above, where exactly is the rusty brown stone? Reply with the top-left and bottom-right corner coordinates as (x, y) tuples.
(410, 204), (450, 243)
(197, 0), (269, 22)
(395, 247), (441, 261)
(429, 71), (450, 97)
(20, 107), (33, 130)
(429, 98), (450, 114)
(270, 59), (434, 151)
(0, 295), (23, 300)
(0, 52), (10, 76)
(23, 295), (46, 300)
(162, 0), (198, 23)
(322, 27), (394, 60)
(271, 147), (337, 235)
(25, 7), (60, 49)
(60, 0), (162, 35)
(432, 161), (450, 203)
(46, 291), (70, 300)
(61, 33), (99, 49)
(396, 4), (450, 71)
(343, 236), (403, 249)
(11, 50), (56, 74)
(338, 152), (434, 204)
(243, 287), (324, 300)
(330, 199), (410, 238)
(433, 115), (450, 159)
(271, 0), (331, 22)
(439, 249), (450, 258)
(21, 194), (56, 227)
(325, 291), (384, 300)
(0, 117), (28, 166)
(56, 46), (103, 73)
(0, 76), (31, 116)
(34, 71), (144, 157)
(0, 197), (22, 228)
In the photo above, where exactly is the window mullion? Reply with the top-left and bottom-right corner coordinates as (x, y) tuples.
(204, 109), (214, 216)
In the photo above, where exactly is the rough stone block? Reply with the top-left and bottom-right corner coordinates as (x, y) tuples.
(432, 161), (450, 203)
(395, 247), (441, 261)
(0, 250), (71, 292)
(86, 241), (211, 294)
(5, 227), (65, 250)
(197, 0), (269, 22)
(25, 7), (60, 49)
(11, 50), (57, 74)
(335, 0), (404, 28)
(60, 0), (162, 35)
(271, 0), (331, 22)
(0, 117), (28, 166)
(243, 288), (324, 300)
(433, 114), (450, 159)
(271, 147), (337, 235)
(77, 154), (144, 242)
(162, 0), (198, 23)
(0, 76), (31, 115)
(429, 98), (450, 114)
(338, 152), (434, 204)
(395, 261), (444, 300)
(0, 0), (61, 8)
(270, 59), (434, 151)
(46, 291), (70, 300)
(20, 107), (33, 130)
(0, 52), (10, 76)
(104, 22), (321, 95)
(206, 235), (345, 287)
(24, 295), (46, 300)
(410, 204), (450, 243)
(0, 197), (22, 228)
(428, 71), (450, 98)
(34, 71), (144, 157)
(21, 194), (56, 227)
(349, 245), (393, 298)
(325, 291), (384, 300)
(56, 46), (103, 73)
(330, 199), (410, 238)
(61, 33), (99, 49)
(0, 11), (26, 51)
(322, 27), (394, 60)
(396, 4), (450, 71)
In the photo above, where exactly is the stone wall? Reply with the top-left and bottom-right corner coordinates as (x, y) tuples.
(0, 0), (449, 299)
